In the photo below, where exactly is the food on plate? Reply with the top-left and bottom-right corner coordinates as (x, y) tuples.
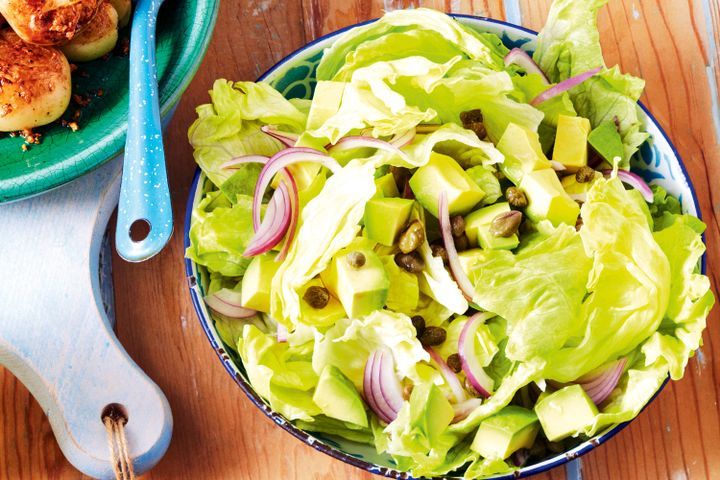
(0, 0), (102, 45)
(109, 0), (131, 28)
(0, 0), (129, 132)
(61, 2), (119, 62)
(0, 30), (71, 131)
(186, 2), (714, 478)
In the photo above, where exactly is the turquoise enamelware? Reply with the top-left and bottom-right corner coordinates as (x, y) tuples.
(116, 0), (172, 262)
(184, 15), (703, 480)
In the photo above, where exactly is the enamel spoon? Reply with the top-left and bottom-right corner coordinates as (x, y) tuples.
(116, 0), (172, 262)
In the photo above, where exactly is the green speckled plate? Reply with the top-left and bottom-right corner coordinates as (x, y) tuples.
(0, 0), (219, 203)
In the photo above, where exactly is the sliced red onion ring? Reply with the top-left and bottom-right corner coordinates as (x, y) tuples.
(276, 171), (299, 262)
(425, 346), (466, 403)
(531, 67), (602, 106)
(376, 349), (404, 415)
(363, 350), (397, 423)
(389, 128), (416, 149)
(204, 289), (256, 319)
(578, 358), (628, 405)
(451, 397), (483, 423)
(261, 125), (299, 147)
(550, 160), (566, 172)
(504, 48), (549, 84)
(438, 191), (476, 301)
(329, 136), (411, 163)
(244, 182), (291, 257)
(276, 323), (288, 343)
(253, 148), (341, 231)
(220, 155), (269, 170)
(457, 312), (496, 398)
(602, 169), (654, 203)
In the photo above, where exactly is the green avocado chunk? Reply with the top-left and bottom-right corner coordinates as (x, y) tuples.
(380, 255), (420, 311)
(409, 152), (485, 218)
(471, 406), (540, 460)
(465, 202), (519, 250)
(588, 121), (625, 164)
(241, 253), (281, 312)
(374, 172), (400, 198)
(520, 169), (580, 227)
(313, 365), (369, 427)
(321, 247), (389, 318)
(552, 115), (591, 172)
(534, 384), (599, 442)
(496, 122), (551, 184)
(364, 197), (414, 246)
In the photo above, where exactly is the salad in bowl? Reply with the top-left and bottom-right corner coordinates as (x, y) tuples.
(185, 1), (713, 478)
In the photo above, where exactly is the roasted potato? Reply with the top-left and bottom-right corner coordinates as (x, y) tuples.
(0, 0), (102, 45)
(61, 2), (118, 62)
(0, 29), (71, 131)
(108, 0), (131, 28)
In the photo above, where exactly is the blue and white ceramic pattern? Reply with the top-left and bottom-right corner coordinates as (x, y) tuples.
(116, 0), (173, 262)
(184, 15), (704, 479)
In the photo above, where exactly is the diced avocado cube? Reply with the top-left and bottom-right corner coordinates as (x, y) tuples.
(552, 115), (591, 172)
(561, 173), (598, 199)
(520, 169), (580, 227)
(588, 121), (625, 164)
(465, 202), (519, 250)
(535, 384), (599, 442)
(241, 253), (281, 312)
(471, 406), (540, 460)
(364, 198), (414, 246)
(409, 383), (455, 445)
(313, 365), (368, 427)
(307, 81), (345, 130)
(497, 122), (551, 184)
(380, 255), (419, 311)
(299, 278), (346, 327)
(320, 247), (389, 318)
(409, 152), (485, 218)
(374, 172), (400, 198)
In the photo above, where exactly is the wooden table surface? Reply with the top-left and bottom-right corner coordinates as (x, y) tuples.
(2, 1), (719, 479)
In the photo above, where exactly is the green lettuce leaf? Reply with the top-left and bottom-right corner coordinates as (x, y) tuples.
(186, 192), (256, 277)
(467, 223), (593, 363)
(317, 8), (505, 81)
(545, 177), (671, 381)
(312, 310), (429, 390)
(533, 0), (649, 165)
(403, 123), (504, 169)
(237, 324), (321, 421)
(270, 160), (377, 327)
(188, 80), (307, 187)
(465, 166), (502, 205)
(295, 415), (373, 444)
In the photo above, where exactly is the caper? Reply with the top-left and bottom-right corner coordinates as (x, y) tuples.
(346, 251), (366, 269)
(575, 165), (596, 183)
(460, 109), (487, 139)
(505, 186), (528, 209)
(419, 326), (447, 346)
(394, 252), (425, 273)
(450, 215), (466, 237)
(303, 286), (330, 309)
(398, 220), (425, 254)
(411, 315), (426, 336)
(453, 233), (470, 251)
(446, 353), (462, 373)
(490, 211), (522, 237)
(430, 243), (449, 264)
(575, 216), (584, 231)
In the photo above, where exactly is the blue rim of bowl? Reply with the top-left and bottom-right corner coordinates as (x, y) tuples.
(183, 14), (705, 479)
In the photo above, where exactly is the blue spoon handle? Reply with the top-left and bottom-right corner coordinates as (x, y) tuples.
(116, 0), (171, 262)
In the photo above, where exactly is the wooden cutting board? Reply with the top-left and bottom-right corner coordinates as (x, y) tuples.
(0, 156), (172, 479)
